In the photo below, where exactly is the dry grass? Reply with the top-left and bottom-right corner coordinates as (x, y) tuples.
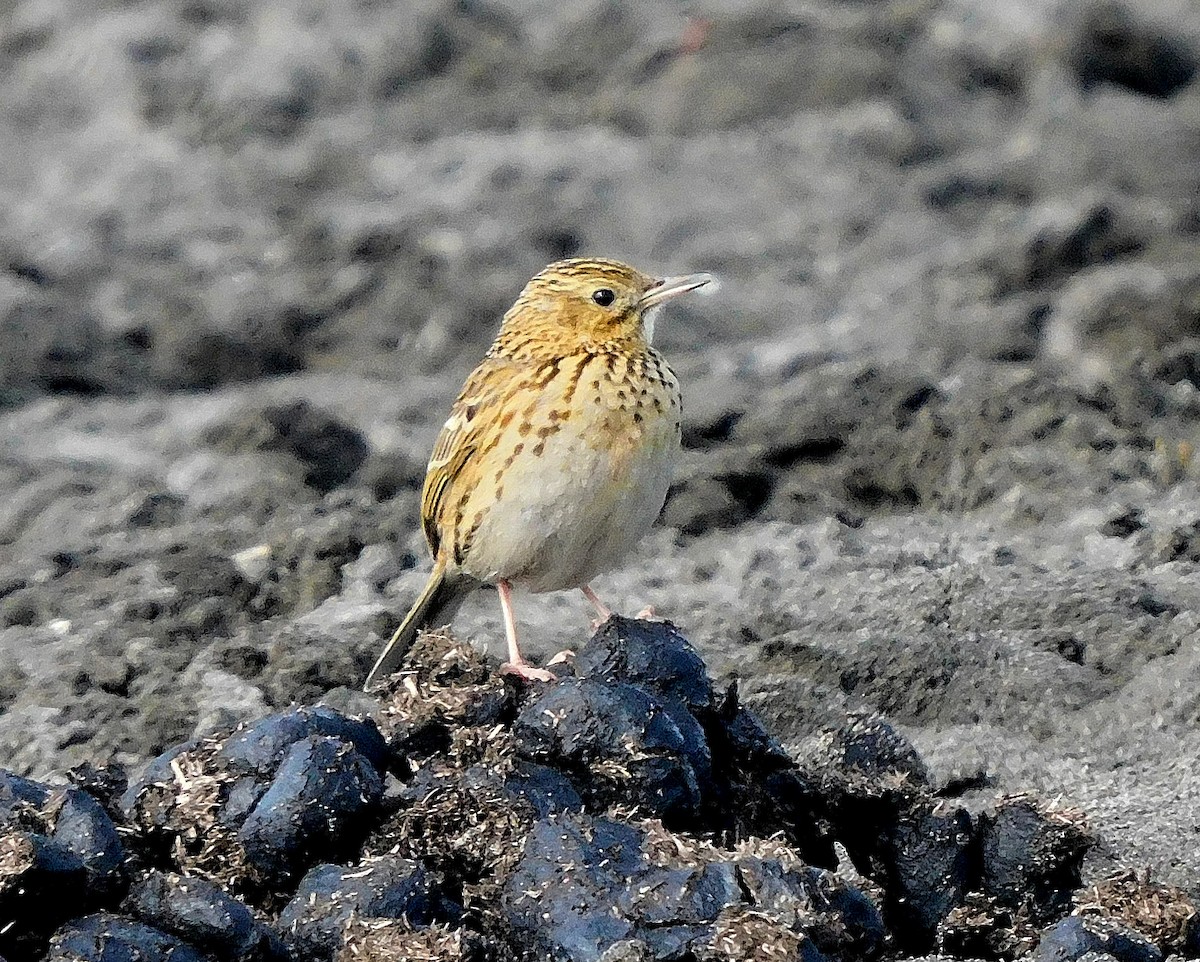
(125, 736), (251, 892)
(1074, 868), (1198, 951)
(337, 919), (493, 961)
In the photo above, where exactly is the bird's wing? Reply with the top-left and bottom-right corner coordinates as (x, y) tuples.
(421, 354), (523, 560)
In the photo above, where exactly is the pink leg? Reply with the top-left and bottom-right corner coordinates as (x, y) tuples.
(497, 580), (555, 683)
(581, 584), (613, 632)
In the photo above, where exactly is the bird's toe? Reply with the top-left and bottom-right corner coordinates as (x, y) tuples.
(500, 661), (558, 684)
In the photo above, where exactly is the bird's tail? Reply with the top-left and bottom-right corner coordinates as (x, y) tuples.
(364, 561), (473, 690)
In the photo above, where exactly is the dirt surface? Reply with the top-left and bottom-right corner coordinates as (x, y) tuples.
(2, 0), (1200, 948)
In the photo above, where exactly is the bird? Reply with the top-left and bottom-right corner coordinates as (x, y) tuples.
(364, 256), (713, 690)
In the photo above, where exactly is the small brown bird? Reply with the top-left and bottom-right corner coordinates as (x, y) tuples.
(364, 257), (713, 689)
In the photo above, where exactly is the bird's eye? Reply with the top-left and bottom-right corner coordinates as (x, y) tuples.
(591, 288), (615, 307)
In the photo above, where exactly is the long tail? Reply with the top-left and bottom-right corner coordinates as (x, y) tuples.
(364, 561), (473, 690)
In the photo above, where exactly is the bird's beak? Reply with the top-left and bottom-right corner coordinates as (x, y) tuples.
(639, 272), (715, 309)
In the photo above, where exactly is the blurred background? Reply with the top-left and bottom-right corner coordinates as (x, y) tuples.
(3, 2), (1200, 892)
(5, 0), (1199, 398)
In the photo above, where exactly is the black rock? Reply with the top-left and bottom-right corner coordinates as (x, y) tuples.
(0, 770), (127, 955)
(1, 768), (53, 813)
(936, 892), (1041, 961)
(799, 716), (932, 883)
(735, 856), (886, 960)
(217, 776), (271, 830)
(237, 734), (384, 886)
(122, 706), (390, 896)
(1032, 916), (1162, 962)
(503, 814), (719, 957)
(46, 913), (211, 962)
(259, 401), (370, 495)
(67, 761), (130, 826)
(216, 706), (389, 775)
(119, 740), (199, 818)
(368, 756), (582, 893)
(980, 796), (1093, 924)
(704, 686), (833, 865)
(832, 714), (931, 786)
(51, 787), (127, 896)
(498, 760), (584, 819)
(503, 812), (881, 961)
(884, 802), (974, 949)
(0, 830), (90, 956)
(575, 616), (714, 712)
(277, 856), (448, 962)
(514, 678), (710, 823)
(126, 870), (287, 962)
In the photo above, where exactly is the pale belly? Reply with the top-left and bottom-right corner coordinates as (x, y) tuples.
(458, 414), (679, 592)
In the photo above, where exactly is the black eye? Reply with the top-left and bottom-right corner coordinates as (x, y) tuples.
(592, 288), (615, 307)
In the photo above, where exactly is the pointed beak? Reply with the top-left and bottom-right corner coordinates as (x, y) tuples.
(638, 272), (715, 310)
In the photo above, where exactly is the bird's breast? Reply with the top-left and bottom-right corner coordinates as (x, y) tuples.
(452, 348), (681, 589)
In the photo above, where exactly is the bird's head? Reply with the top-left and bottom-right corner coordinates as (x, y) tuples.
(496, 257), (714, 355)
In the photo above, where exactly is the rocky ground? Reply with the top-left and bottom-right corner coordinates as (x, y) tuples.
(3, 0), (1200, 957)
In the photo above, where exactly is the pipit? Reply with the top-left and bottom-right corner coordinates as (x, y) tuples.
(364, 257), (713, 689)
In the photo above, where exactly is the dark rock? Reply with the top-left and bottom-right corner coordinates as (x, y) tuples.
(500, 760), (584, 819)
(735, 856), (886, 960)
(797, 716), (931, 883)
(979, 795), (1093, 924)
(373, 629), (512, 764)
(571, 616), (833, 855)
(123, 709), (387, 896)
(277, 856), (449, 962)
(369, 755), (583, 911)
(67, 761), (130, 826)
(937, 892), (1042, 961)
(2, 768), (56, 813)
(119, 740), (199, 817)
(47, 913), (211, 962)
(1032, 916), (1162, 962)
(218, 776), (271, 829)
(514, 677), (711, 824)
(216, 705), (388, 776)
(883, 802), (974, 948)
(0, 771), (127, 955)
(1070, 3), (1197, 100)
(237, 734), (384, 887)
(126, 870), (287, 962)
(259, 401), (370, 495)
(50, 786), (126, 895)
(832, 714), (931, 786)
(575, 615), (713, 712)
(703, 686), (833, 866)
(0, 830), (90, 957)
(1100, 507), (1145, 538)
(503, 813), (882, 961)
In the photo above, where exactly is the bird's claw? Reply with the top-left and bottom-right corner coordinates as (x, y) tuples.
(635, 605), (658, 620)
(500, 661), (557, 683)
(547, 649), (576, 666)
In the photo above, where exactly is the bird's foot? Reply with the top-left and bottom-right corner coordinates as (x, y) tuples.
(635, 605), (658, 620)
(589, 615), (614, 633)
(500, 660), (557, 683)
(547, 649), (576, 666)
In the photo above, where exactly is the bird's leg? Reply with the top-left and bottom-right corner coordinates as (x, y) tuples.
(581, 584), (613, 633)
(497, 580), (555, 683)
